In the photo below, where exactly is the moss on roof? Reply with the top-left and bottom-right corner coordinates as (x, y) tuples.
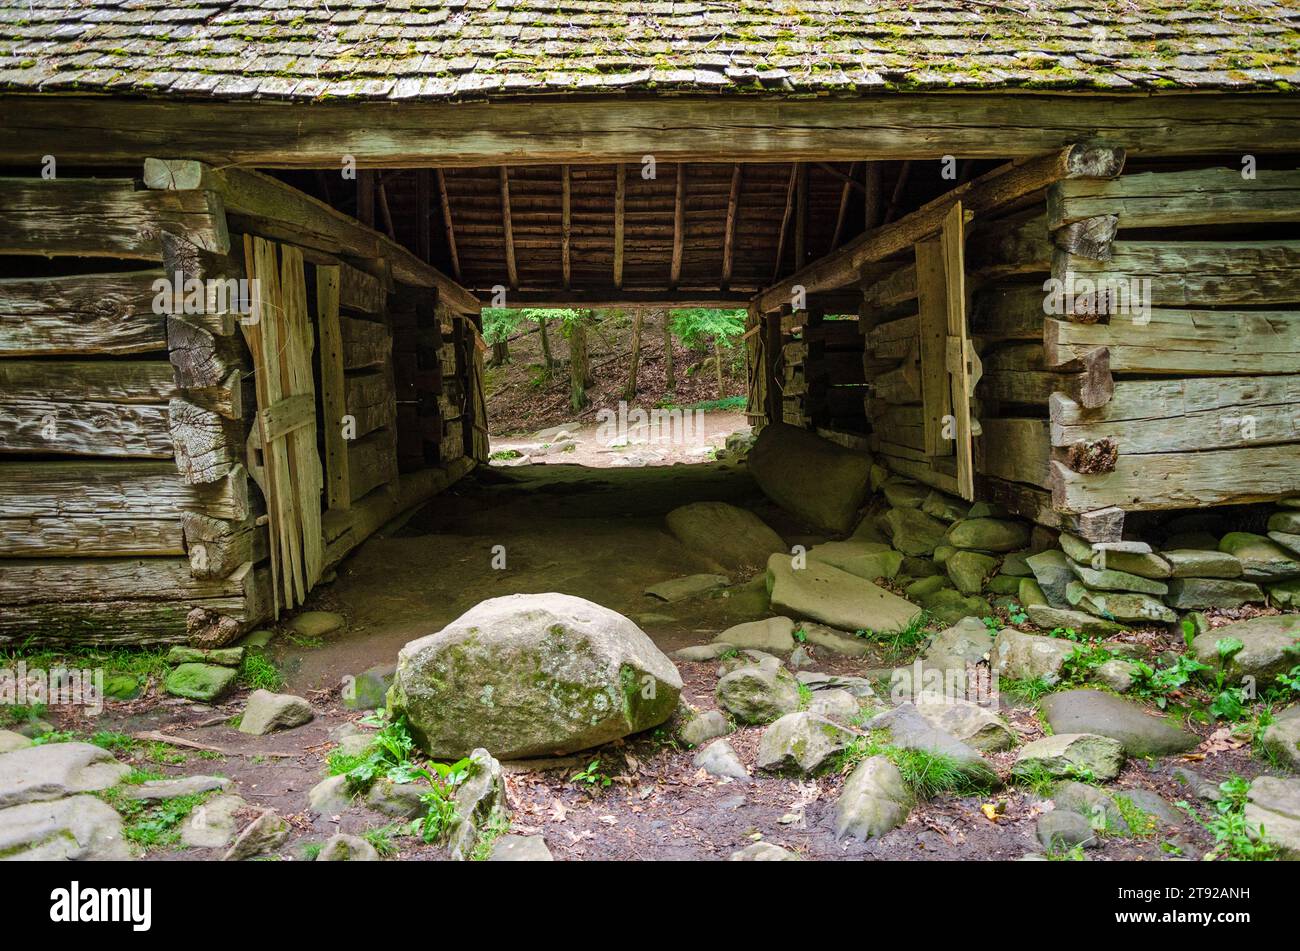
(0, 0), (1297, 100)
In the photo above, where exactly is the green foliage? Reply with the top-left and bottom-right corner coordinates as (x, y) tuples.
(835, 731), (991, 797)
(1061, 642), (1114, 685)
(469, 810), (511, 861)
(98, 787), (213, 852)
(1127, 653), (1212, 709)
(796, 680), (813, 710)
(361, 824), (402, 858)
(0, 702), (45, 728)
(32, 730), (76, 745)
(239, 653), (283, 692)
(408, 758), (471, 844)
(857, 612), (933, 657)
(489, 449), (523, 461)
(1180, 776), (1279, 861)
(669, 308), (746, 349)
(303, 842), (323, 861)
(330, 713), (417, 792)
(145, 741), (186, 766)
(91, 730), (137, 753)
(1113, 795), (1158, 837)
(481, 307), (525, 344)
(571, 757), (612, 790)
(981, 616), (1003, 632)
(999, 676), (1053, 704)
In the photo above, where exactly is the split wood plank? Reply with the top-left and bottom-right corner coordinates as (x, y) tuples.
(0, 397), (172, 458)
(0, 516), (184, 559)
(914, 238), (952, 457)
(0, 460), (248, 521)
(316, 265), (350, 511)
(978, 417), (1052, 488)
(941, 202), (977, 500)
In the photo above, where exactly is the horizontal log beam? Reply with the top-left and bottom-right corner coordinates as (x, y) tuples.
(0, 398), (172, 458)
(4, 95), (1294, 168)
(1048, 167), (1300, 231)
(0, 177), (228, 259)
(760, 144), (1124, 311)
(0, 517), (185, 558)
(1051, 443), (1300, 513)
(0, 271), (167, 356)
(0, 461), (248, 520)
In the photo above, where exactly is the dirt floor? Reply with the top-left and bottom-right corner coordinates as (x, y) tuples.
(25, 459), (1279, 862)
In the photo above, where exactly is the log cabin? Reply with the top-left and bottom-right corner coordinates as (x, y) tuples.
(0, 0), (1298, 645)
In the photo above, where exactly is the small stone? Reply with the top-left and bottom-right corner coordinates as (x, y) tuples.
(317, 833), (379, 861)
(1027, 604), (1129, 637)
(835, 756), (911, 841)
(714, 616), (795, 653)
(1163, 549), (1243, 579)
(1219, 532), (1300, 582)
(1026, 549), (1073, 607)
(166, 646), (245, 667)
(1019, 578), (1048, 608)
(716, 661), (801, 724)
(182, 794), (246, 849)
(767, 553), (921, 634)
(991, 628), (1077, 685)
(102, 674), (142, 700)
(343, 664), (395, 710)
(905, 575), (950, 600)
(1037, 810), (1097, 850)
(799, 622), (872, 657)
(679, 709), (732, 747)
(223, 808), (289, 861)
(1165, 578), (1265, 609)
(448, 748), (508, 862)
(366, 779), (427, 819)
(0, 795), (129, 860)
(645, 573), (729, 602)
(806, 689), (860, 723)
(1059, 532), (1095, 564)
(120, 775), (231, 800)
(1092, 658), (1139, 693)
(919, 588), (992, 626)
(693, 739), (748, 780)
(1244, 776), (1300, 859)
(882, 480), (930, 509)
(1069, 586), (1177, 624)
(728, 842), (801, 861)
(947, 550), (999, 596)
(946, 518), (1031, 553)
(913, 696), (1015, 751)
(987, 574), (1022, 595)
(1040, 689), (1198, 757)
(1013, 733), (1125, 782)
(932, 544), (957, 566)
(1268, 579), (1300, 608)
(883, 507), (949, 556)
(921, 491), (969, 523)
(788, 645), (814, 669)
(1090, 549), (1171, 579)
(0, 730), (32, 753)
(288, 610), (346, 638)
(238, 690), (314, 735)
(671, 643), (735, 662)
(1000, 550), (1034, 577)
(757, 712), (856, 775)
(164, 663), (238, 703)
(308, 774), (354, 815)
(1069, 562), (1169, 596)
(922, 616), (994, 670)
(488, 834), (554, 861)
(866, 703), (993, 779)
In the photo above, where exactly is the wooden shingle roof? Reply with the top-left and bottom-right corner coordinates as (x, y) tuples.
(1, 0), (1298, 101)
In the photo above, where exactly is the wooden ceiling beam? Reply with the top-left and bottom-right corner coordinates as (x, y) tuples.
(434, 168), (461, 282)
(772, 162), (799, 282)
(670, 163), (685, 289)
(721, 163), (741, 289)
(831, 161), (858, 249)
(499, 165), (517, 290)
(613, 163), (626, 290)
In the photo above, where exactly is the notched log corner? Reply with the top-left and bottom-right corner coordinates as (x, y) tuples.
(1065, 437), (1118, 474)
(186, 606), (242, 649)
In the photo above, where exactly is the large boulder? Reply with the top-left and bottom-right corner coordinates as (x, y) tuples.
(766, 553), (921, 634)
(665, 502), (785, 573)
(748, 423), (872, 533)
(1191, 614), (1300, 689)
(0, 795), (129, 860)
(0, 742), (130, 809)
(1039, 689), (1198, 757)
(387, 593), (683, 759)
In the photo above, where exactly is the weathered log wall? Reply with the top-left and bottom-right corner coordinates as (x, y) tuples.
(0, 163), (480, 646)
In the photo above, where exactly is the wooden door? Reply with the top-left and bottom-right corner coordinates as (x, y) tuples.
(241, 236), (325, 616)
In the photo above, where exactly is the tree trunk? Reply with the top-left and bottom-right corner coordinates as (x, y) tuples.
(663, 313), (675, 390)
(714, 339), (725, 395)
(569, 313), (590, 412)
(536, 314), (554, 370)
(624, 309), (644, 401)
(491, 339), (509, 366)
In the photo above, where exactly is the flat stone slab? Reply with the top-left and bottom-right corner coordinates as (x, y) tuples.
(767, 552), (921, 635)
(0, 742), (131, 808)
(1219, 532), (1300, 582)
(1069, 562), (1168, 596)
(182, 794), (247, 849)
(666, 501), (785, 574)
(288, 610), (346, 637)
(1244, 776), (1300, 859)
(645, 573), (729, 602)
(807, 540), (903, 582)
(714, 616), (795, 653)
(0, 794), (129, 860)
(1039, 689), (1198, 757)
(1166, 577), (1264, 609)
(488, 834), (554, 861)
(729, 842), (801, 861)
(1164, 549), (1243, 579)
(121, 775), (231, 800)
(799, 622), (873, 657)
(1027, 604), (1128, 637)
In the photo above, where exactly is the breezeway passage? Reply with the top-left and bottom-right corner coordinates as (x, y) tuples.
(1, 0), (1299, 866)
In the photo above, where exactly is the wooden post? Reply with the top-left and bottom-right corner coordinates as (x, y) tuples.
(721, 164), (741, 289)
(434, 168), (461, 281)
(499, 166), (517, 290)
(561, 164), (572, 290)
(613, 163), (626, 290)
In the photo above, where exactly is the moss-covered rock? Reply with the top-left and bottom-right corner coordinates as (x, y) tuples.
(164, 663), (237, 703)
(388, 593), (682, 760)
